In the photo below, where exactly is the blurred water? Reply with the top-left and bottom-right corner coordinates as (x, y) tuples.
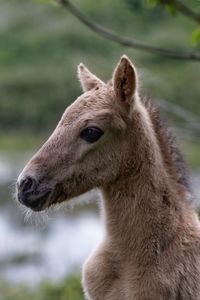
(0, 152), (199, 285)
(1, 211), (103, 285)
(0, 152), (103, 285)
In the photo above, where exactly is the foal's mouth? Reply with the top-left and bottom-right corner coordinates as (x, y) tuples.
(18, 189), (52, 212)
(17, 173), (68, 212)
(17, 181), (68, 212)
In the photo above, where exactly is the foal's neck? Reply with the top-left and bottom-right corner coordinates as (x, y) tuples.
(101, 101), (183, 265)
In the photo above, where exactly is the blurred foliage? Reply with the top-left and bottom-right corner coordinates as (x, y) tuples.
(0, 0), (200, 135)
(0, 275), (84, 300)
(0, 134), (44, 151)
(181, 141), (200, 169)
(192, 27), (200, 46)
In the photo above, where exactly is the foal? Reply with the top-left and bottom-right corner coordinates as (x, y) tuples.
(17, 56), (200, 299)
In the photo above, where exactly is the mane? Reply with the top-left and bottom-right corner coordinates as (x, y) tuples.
(108, 81), (190, 194)
(141, 95), (190, 194)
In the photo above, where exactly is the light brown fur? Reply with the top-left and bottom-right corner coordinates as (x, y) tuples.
(17, 56), (200, 300)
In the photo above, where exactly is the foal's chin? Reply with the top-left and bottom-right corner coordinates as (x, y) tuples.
(20, 191), (52, 212)
(28, 191), (68, 212)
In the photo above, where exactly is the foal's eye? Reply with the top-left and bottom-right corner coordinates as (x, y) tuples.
(80, 126), (104, 143)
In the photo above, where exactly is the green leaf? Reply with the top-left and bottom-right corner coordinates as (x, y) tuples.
(35, 0), (50, 3)
(146, 0), (160, 8)
(166, 3), (177, 16)
(192, 27), (200, 46)
(35, 0), (57, 4)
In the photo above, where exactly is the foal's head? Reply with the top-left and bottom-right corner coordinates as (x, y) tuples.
(17, 55), (139, 211)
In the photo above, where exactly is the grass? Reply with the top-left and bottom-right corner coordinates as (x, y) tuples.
(0, 274), (84, 300)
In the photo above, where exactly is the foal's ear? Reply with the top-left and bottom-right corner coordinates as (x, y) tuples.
(78, 63), (104, 92)
(113, 55), (138, 104)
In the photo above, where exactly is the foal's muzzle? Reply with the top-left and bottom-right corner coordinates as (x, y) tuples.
(17, 175), (52, 211)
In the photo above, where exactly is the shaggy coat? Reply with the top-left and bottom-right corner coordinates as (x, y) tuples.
(17, 56), (200, 300)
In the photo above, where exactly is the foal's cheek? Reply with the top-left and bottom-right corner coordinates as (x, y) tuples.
(72, 142), (93, 164)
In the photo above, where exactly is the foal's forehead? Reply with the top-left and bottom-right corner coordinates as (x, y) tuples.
(60, 86), (114, 125)
(78, 85), (113, 109)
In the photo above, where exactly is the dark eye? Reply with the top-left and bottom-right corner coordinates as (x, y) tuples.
(80, 126), (104, 143)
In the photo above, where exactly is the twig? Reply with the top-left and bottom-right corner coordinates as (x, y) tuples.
(161, 0), (200, 23)
(58, 0), (200, 62)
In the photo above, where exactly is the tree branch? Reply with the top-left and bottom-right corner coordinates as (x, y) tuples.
(161, 0), (200, 23)
(58, 0), (200, 62)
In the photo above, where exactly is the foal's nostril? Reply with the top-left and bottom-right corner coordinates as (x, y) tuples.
(19, 176), (36, 194)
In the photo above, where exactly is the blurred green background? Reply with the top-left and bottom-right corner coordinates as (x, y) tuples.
(0, 0), (200, 299)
